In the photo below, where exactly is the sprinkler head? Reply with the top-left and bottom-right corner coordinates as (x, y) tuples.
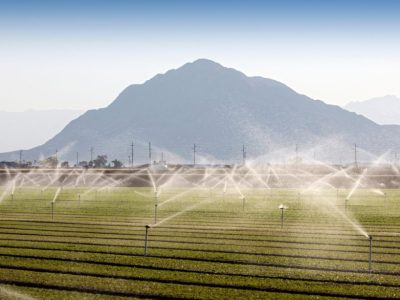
(279, 204), (287, 210)
(145, 224), (151, 229)
(368, 235), (372, 241)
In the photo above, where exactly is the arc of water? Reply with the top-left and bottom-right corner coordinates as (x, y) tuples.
(346, 167), (369, 200)
(52, 187), (62, 203)
(153, 194), (216, 228)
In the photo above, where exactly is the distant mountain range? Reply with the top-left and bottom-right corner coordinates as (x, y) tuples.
(0, 110), (83, 153)
(1, 59), (399, 164)
(345, 95), (400, 125)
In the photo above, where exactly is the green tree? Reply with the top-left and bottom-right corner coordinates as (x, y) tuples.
(40, 156), (58, 168)
(111, 159), (123, 168)
(93, 155), (107, 168)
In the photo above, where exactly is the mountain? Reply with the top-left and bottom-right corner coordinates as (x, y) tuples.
(1, 59), (400, 164)
(0, 110), (83, 153)
(345, 95), (400, 125)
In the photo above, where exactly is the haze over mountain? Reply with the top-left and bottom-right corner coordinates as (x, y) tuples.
(345, 95), (400, 125)
(1, 59), (399, 164)
(0, 110), (83, 153)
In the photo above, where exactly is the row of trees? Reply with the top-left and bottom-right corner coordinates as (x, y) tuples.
(2, 155), (124, 169)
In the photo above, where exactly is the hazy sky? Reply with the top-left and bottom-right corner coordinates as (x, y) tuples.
(1, 0), (400, 111)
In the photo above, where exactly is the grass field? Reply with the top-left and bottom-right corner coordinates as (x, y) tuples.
(0, 186), (400, 299)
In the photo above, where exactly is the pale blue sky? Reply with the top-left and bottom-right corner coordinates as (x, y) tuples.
(1, 0), (400, 110)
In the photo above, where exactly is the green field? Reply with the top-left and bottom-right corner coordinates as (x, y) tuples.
(0, 186), (400, 299)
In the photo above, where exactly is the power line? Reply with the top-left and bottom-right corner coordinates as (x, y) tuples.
(242, 144), (246, 166)
(193, 144), (197, 165)
(90, 147), (94, 163)
(148, 142), (152, 164)
(131, 141), (134, 167)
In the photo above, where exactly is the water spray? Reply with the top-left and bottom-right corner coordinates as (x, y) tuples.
(10, 178), (17, 201)
(144, 224), (151, 256)
(222, 180), (227, 202)
(51, 187), (61, 221)
(368, 235), (373, 273)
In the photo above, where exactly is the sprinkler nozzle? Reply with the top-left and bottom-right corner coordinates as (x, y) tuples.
(368, 235), (373, 273)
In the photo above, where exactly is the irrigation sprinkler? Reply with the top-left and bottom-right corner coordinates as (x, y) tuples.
(10, 193), (14, 201)
(154, 190), (159, 224)
(384, 192), (387, 207)
(78, 194), (81, 207)
(51, 201), (54, 220)
(154, 203), (158, 224)
(279, 204), (287, 229)
(345, 198), (349, 211)
(368, 235), (373, 273)
(241, 196), (246, 211)
(144, 225), (151, 256)
(336, 188), (339, 201)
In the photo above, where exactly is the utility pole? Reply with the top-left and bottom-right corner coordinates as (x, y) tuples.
(90, 147), (94, 163)
(242, 144), (246, 166)
(354, 144), (358, 169)
(148, 142), (152, 164)
(76, 152), (79, 166)
(55, 149), (58, 161)
(19, 150), (22, 165)
(131, 141), (134, 167)
(128, 155), (131, 166)
(193, 144), (197, 166)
